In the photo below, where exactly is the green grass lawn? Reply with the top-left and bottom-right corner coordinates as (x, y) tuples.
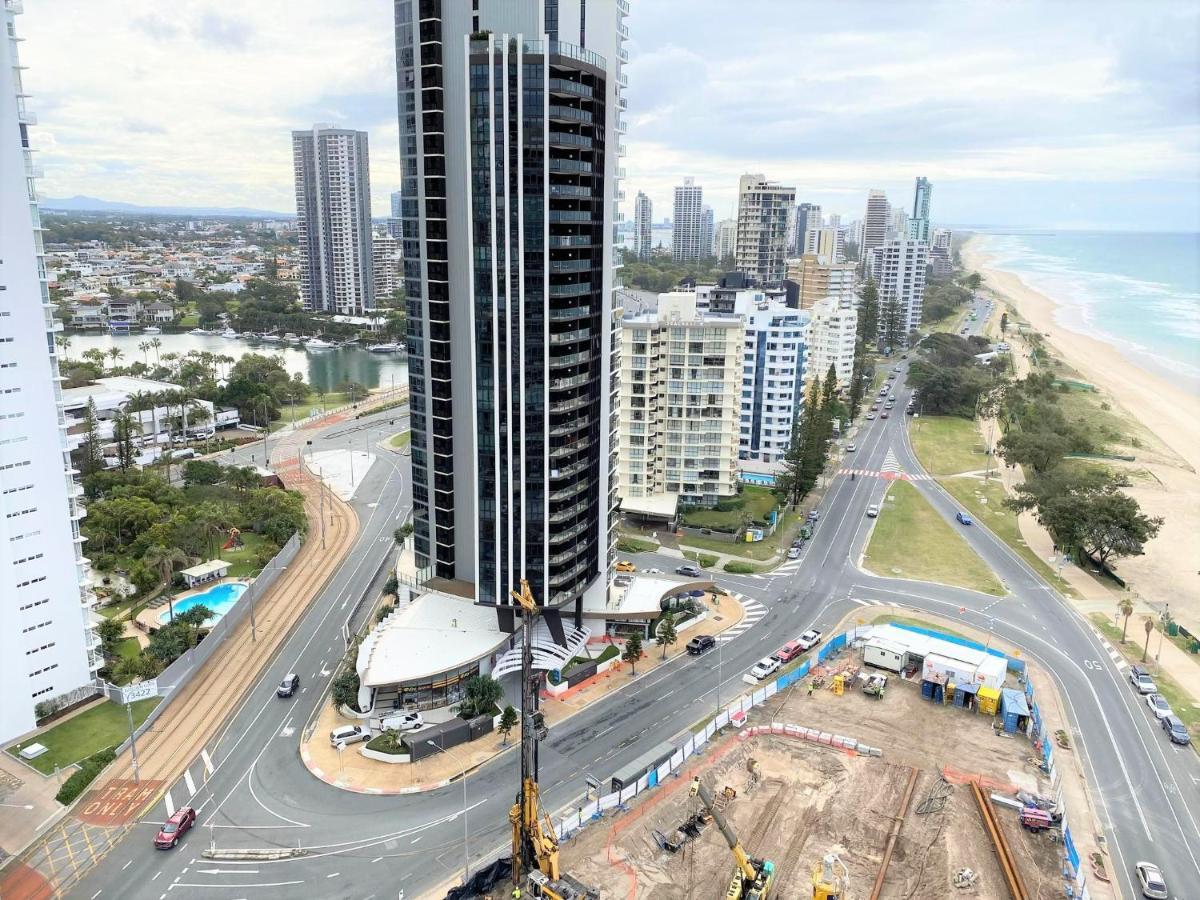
(681, 507), (805, 562)
(388, 430), (411, 449)
(909, 416), (989, 476)
(680, 485), (778, 530)
(107, 638), (144, 686)
(937, 477), (1076, 597)
(616, 535), (657, 554)
(97, 596), (140, 621)
(1090, 615), (1200, 734)
(6, 698), (160, 775)
(863, 480), (1005, 596)
(219, 531), (271, 577)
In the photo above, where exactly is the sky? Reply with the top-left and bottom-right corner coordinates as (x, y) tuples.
(19, 0), (1200, 230)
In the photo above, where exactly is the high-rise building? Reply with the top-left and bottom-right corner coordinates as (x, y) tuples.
(908, 176), (932, 243)
(388, 189), (403, 238)
(390, 190), (402, 219)
(786, 254), (857, 309)
(1, 2), (101, 744)
(714, 218), (737, 260)
(795, 203), (821, 253)
(633, 191), (652, 260)
(395, 1), (627, 638)
(871, 236), (929, 343)
(827, 213), (841, 229)
(672, 177), (704, 261)
(889, 207), (909, 240)
(862, 189), (890, 254)
(929, 227), (954, 277)
(700, 206), (714, 259)
(292, 125), (374, 315)
(372, 232), (402, 300)
(618, 293), (743, 507)
(806, 227), (845, 262)
(735, 174), (795, 288)
(734, 292), (809, 466)
(808, 296), (858, 389)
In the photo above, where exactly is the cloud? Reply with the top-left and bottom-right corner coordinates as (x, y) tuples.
(16, 0), (1200, 229)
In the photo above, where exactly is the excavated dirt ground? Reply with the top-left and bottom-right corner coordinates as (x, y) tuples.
(561, 669), (1064, 899)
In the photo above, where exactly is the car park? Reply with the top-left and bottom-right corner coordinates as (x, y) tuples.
(1161, 715), (1190, 745)
(380, 711), (424, 732)
(686, 634), (716, 655)
(154, 807), (196, 849)
(1145, 693), (1172, 720)
(749, 657), (781, 680)
(615, 560), (636, 573)
(955, 512), (973, 525)
(676, 564), (702, 577)
(277, 673), (300, 698)
(1129, 666), (1157, 694)
(1135, 861), (1168, 899)
(866, 505), (879, 518)
(330, 725), (371, 747)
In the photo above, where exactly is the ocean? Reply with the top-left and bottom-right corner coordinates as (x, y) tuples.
(977, 231), (1200, 389)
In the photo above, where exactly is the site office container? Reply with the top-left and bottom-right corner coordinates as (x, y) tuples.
(863, 639), (905, 673)
(922, 652), (977, 688)
(974, 654), (1007, 691)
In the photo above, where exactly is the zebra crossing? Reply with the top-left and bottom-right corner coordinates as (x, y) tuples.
(1093, 631), (1130, 671)
(719, 592), (767, 642)
(156, 746), (216, 821)
(850, 597), (899, 608)
(837, 468), (933, 482)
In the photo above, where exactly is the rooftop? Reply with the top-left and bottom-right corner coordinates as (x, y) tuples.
(180, 559), (230, 579)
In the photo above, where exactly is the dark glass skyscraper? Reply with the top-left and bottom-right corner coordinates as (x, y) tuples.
(395, 0), (626, 644)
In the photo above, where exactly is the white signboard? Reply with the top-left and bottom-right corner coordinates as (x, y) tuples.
(119, 680), (158, 705)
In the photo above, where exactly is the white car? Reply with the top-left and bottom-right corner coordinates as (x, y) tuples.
(749, 657), (781, 680)
(329, 725), (370, 747)
(379, 711), (424, 732)
(644, 567), (662, 575)
(866, 505), (879, 518)
(1135, 861), (1168, 899)
(846, 443), (856, 452)
(1144, 693), (1172, 720)
(786, 546), (801, 559)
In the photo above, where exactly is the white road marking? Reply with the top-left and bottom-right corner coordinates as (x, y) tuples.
(91, 891), (102, 899)
(122, 860), (132, 871)
(169, 882), (303, 890)
(153, 871), (162, 881)
(183, 769), (196, 797)
(164, 791), (175, 818)
(327, 872), (340, 878)
(200, 749), (214, 776)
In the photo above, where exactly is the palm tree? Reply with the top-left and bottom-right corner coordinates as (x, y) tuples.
(150, 337), (162, 365)
(1119, 596), (1135, 643)
(195, 502), (235, 560)
(138, 340), (151, 365)
(107, 347), (124, 369)
(55, 334), (71, 362)
(82, 348), (108, 368)
(143, 544), (190, 621)
(1142, 615), (1155, 662)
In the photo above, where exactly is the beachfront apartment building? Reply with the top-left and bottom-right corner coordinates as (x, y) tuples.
(805, 226), (846, 263)
(734, 291), (809, 467)
(735, 174), (795, 288)
(871, 236), (929, 343)
(929, 228), (954, 277)
(1, 2), (101, 744)
(807, 295), (858, 389)
(862, 189), (890, 254)
(672, 177), (705, 261)
(292, 124), (374, 315)
(786, 254), (858, 309)
(395, 0), (626, 641)
(371, 232), (402, 299)
(714, 218), (737, 260)
(633, 191), (652, 260)
(909, 176), (932, 243)
(618, 293), (743, 507)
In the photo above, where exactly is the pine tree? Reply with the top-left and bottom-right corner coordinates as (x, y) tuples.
(113, 411), (136, 472)
(776, 416), (806, 508)
(622, 632), (644, 675)
(858, 281), (880, 352)
(799, 374), (826, 493)
(79, 398), (104, 476)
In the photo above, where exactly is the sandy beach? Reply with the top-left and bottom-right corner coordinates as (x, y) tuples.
(962, 235), (1200, 622)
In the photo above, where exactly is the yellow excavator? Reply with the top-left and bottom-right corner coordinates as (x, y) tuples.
(507, 580), (596, 900)
(689, 777), (775, 900)
(811, 850), (848, 900)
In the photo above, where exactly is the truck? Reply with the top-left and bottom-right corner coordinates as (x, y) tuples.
(796, 629), (823, 651)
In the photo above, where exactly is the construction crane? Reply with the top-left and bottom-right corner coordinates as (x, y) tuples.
(811, 850), (848, 900)
(689, 777), (775, 900)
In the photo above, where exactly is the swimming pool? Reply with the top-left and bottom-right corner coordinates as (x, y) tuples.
(158, 582), (247, 625)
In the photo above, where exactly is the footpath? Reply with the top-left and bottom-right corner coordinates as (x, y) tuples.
(299, 591), (746, 794)
(0, 411), (364, 900)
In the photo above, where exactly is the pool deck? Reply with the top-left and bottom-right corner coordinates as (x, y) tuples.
(133, 576), (252, 633)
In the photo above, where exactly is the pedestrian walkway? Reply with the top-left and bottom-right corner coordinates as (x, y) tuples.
(718, 592), (767, 642)
(836, 467), (933, 482)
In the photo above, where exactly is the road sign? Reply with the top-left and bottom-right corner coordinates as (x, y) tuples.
(118, 680), (158, 705)
(585, 775), (601, 792)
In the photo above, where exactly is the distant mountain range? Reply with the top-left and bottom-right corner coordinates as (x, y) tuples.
(42, 195), (292, 219)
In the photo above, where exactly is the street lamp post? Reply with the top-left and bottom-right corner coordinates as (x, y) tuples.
(428, 741), (470, 886)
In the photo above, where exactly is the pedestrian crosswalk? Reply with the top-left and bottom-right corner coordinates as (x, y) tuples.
(719, 592), (767, 642)
(159, 746), (216, 821)
(773, 559), (802, 575)
(850, 597), (899, 608)
(1094, 634), (1129, 671)
(837, 467), (932, 482)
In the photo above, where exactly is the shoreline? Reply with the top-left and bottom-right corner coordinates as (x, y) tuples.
(961, 234), (1200, 475)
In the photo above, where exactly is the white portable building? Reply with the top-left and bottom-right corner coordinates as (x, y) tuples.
(863, 639), (905, 673)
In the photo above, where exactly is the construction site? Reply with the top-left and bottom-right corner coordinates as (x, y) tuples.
(558, 654), (1069, 900)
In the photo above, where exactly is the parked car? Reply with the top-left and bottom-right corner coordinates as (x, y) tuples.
(154, 807), (196, 849)
(787, 546), (801, 559)
(866, 505), (879, 518)
(1161, 715), (1190, 745)
(676, 564), (702, 577)
(644, 567), (662, 574)
(1145, 693), (1172, 720)
(1129, 666), (1157, 694)
(846, 443), (857, 452)
(749, 657), (781, 680)
(955, 512), (973, 526)
(330, 725), (371, 747)
(686, 634), (716, 656)
(774, 640), (805, 663)
(380, 711), (424, 732)
(807, 510), (821, 522)
(615, 560), (636, 573)
(905, 407), (915, 416)
(796, 629), (823, 651)
(276, 673), (300, 698)
(1135, 861), (1169, 898)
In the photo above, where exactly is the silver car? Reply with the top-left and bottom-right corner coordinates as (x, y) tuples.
(1135, 861), (1168, 899)
(1144, 693), (1171, 720)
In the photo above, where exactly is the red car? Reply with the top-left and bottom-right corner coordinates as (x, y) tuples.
(881, 411), (890, 419)
(154, 806), (196, 849)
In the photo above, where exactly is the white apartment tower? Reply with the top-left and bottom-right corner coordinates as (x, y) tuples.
(618, 293), (743, 506)
(734, 292), (809, 465)
(371, 232), (402, 299)
(735, 174), (796, 288)
(292, 125), (374, 315)
(714, 218), (737, 260)
(633, 191), (652, 260)
(797, 203), (822, 253)
(672, 177), (705, 261)
(808, 295), (858, 389)
(871, 236), (929, 344)
(862, 189), (890, 254)
(2, 2), (101, 744)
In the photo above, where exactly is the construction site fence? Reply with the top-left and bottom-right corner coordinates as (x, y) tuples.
(113, 533), (303, 755)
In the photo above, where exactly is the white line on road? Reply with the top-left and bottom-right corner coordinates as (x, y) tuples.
(153, 871), (162, 881)
(371, 857), (383, 863)
(196, 869), (259, 875)
(169, 882), (304, 890)
(183, 769), (196, 797)
(90, 891), (102, 899)
(327, 872), (340, 878)
(121, 860), (132, 871)
(164, 790), (175, 818)
(200, 749), (214, 776)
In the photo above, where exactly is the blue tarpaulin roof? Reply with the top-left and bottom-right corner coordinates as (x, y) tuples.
(955, 681), (981, 695)
(1001, 688), (1030, 715)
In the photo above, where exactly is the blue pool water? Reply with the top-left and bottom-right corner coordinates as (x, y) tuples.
(159, 582), (247, 624)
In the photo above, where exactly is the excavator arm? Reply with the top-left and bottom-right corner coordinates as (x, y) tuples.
(691, 778), (759, 883)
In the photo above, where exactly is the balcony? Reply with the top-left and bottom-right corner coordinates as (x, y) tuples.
(548, 517), (589, 544)
(550, 348), (593, 370)
(548, 559), (590, 586)
(549, 434), (593, 461)
(550, 458), (591, 481)
(549, 131), (593, 151)
(549, 210), (593, 225)
(548, 105), (593, 125)
(549, 326), (591, 345)
(549, 478), (590, 503)
(549, 280), (592, 297)
(549, 372), (590, 391)
(548, 158), (592, 175)
(547, 77), (592, 99)
(549, 184), (592, 200)
(549, 498), (590, 524)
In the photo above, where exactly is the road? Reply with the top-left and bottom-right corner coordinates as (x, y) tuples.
(70, 314), (1199, 900)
